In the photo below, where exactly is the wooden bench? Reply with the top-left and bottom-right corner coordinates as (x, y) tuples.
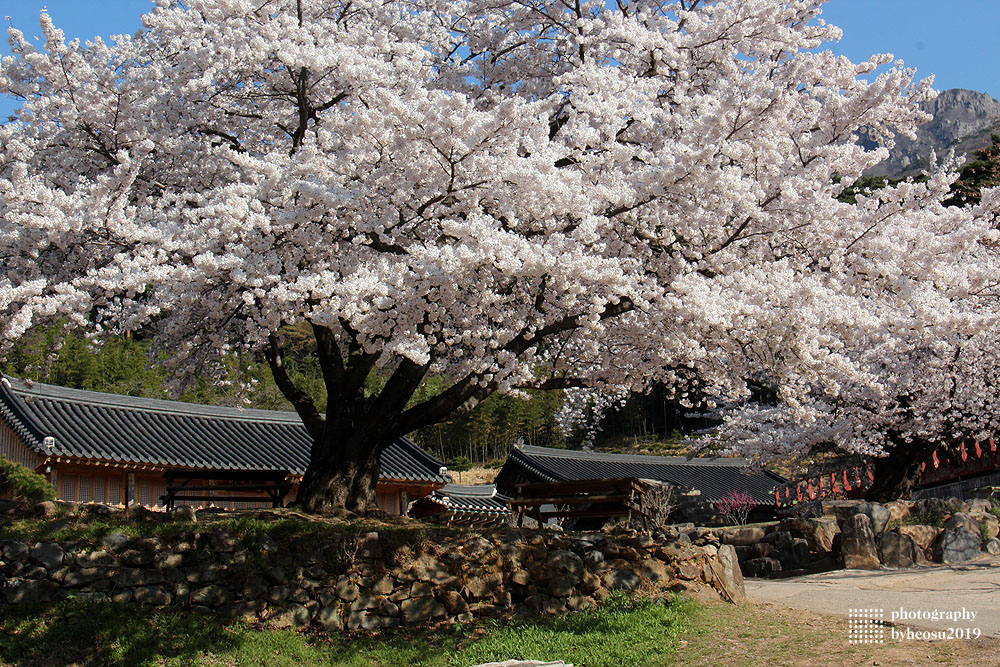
(509, 478), (651, 531)
(160, 469), (293, 511)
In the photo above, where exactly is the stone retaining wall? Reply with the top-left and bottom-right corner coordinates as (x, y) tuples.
(1, 513), (743, 631)
(722, 496), (1000, 578)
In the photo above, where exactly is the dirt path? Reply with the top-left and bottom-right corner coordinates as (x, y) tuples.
(745, 556), (1000, 639)
(679, 600), (1000, 667)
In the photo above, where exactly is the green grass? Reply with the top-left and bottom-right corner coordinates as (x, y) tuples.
(0, 509), (450, 546)
(456, 594), (694, 667)
(0, 593), (695, 667)
(0, 515), (186, 543)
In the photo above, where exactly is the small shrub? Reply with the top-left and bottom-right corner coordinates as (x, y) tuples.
(643, 484), (678, 530)
(904, 510), (945, 528)
(0, 456), (55, 503)
(715, 489), (756, 526)
(446, 456), (472, 482)
(483, 458), (505, 470)
(446, 456), (472, 472)
(981, 521), (992, 543)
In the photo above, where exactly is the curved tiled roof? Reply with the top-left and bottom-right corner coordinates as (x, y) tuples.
(0, 376), (447, 483)
(497, 444), (784, 504)
(433, 483), (511, 515)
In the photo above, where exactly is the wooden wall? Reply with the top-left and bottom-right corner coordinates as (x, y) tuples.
(54, 464), (127, 506)
(0, 420), (42, 469)
(45, 459), (437, 514)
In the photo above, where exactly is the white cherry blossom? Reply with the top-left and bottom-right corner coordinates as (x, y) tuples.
(2, 0), (993, 510)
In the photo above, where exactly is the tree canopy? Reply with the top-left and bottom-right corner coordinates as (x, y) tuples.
(2, 0), (996, 509)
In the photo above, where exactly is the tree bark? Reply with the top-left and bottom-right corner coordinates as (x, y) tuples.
(865, 435), (938, 502)
(295, 424), (388, 513)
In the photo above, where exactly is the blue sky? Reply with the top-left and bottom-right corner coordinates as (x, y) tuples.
(2, 0), (999, 121)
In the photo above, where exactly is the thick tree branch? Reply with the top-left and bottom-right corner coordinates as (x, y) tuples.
(311, 321), (345, 393)
(369, 357), (432, 428)
(265, 334), (325, 438)
(396, 298), (636, 433)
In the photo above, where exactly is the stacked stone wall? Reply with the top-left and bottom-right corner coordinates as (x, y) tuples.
(0, 506), (744, 631)
(722, 496), (1000, 578)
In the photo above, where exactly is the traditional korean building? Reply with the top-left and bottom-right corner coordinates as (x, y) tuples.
(408, 483), (512, 526)
(494, 443), (785, 513)
(0, 376), (448, 513)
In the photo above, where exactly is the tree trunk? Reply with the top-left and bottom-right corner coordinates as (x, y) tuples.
(866, 436), (938, 502)
(294, 426), (388, 514)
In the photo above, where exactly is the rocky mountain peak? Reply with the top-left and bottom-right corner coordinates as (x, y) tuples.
(865, 88), (1000, 178)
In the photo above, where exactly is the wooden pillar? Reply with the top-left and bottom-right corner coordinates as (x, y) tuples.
(127, 473), (136, 506)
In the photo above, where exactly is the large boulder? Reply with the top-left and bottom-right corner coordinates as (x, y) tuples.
(985, 538), (1000, 556)
(971, 512), (999, 540)
(944, 513), (980, 536)
(711, 544), (745, 603)
(411, 554), (457, 586)
(773, 538), (811, 571)
(760, 531), (795, 551)
(780, 517), (839, 553)
(4, 579), (60, 604)
(884, 501), (913, 523)
(546, 549), (584, 578)
(747, 542), (776, 560)
(741, 557), (781, 578)
(840, 513), (880, 570)
(969, 499), (993, 513)
(936, 528), (982, 564)
(822, 500), (862, 518)
(914, 497), (968, 518)
(719, 526), (766, 547)
(877, 533), (918, 568)
(602, 568), (641, 591)
(1, 540), (29, 561)
(808, 555), (839, 573)
(897, 524), (942, 561)
(854, 502), (892, 535)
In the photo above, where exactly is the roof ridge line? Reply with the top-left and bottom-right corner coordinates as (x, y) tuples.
(0, 376), (48, 453)
(4, 377), (305, 424)
(517, 443), (750, 466)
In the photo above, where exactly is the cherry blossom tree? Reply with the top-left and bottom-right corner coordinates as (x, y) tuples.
(1, 0), (987, 511)
(706, 181), (1000, 500)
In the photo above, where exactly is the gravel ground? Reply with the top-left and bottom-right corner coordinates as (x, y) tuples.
(746, 556), (1000, 638)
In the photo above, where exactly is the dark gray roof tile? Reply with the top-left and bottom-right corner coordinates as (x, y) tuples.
(434, 484), (511, 514)
(0, 377), (446, 483)
(497, 444), (784, 504)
